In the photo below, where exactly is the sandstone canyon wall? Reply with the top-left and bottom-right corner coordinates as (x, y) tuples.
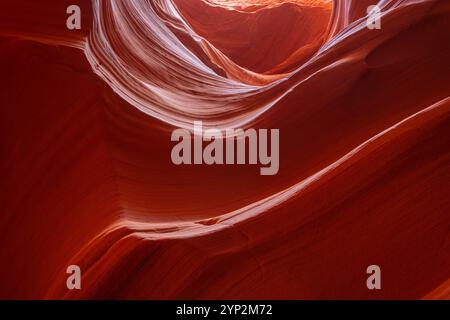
(0, 0), (449, 299)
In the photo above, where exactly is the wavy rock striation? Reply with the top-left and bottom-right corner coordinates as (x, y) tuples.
(0, 0), (449, 299)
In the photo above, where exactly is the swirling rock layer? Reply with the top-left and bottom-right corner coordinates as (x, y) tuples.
(0, 0), (449, 299)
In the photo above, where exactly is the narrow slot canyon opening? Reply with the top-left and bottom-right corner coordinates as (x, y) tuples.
(173, 0), (334, 75)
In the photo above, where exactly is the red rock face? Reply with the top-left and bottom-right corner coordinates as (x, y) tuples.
(0, 0), (449, 299)
(173, 0), (332, 74)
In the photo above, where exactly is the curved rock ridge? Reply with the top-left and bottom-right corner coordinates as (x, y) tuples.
(0, 0), (449, 299)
